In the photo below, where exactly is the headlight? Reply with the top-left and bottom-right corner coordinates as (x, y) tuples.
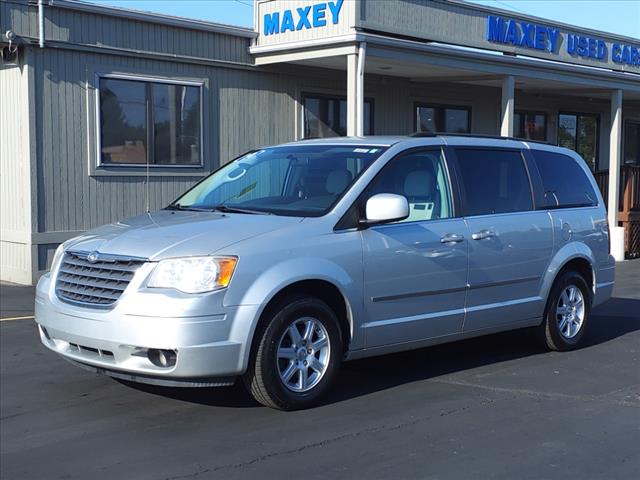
(147, 256), (238, 294)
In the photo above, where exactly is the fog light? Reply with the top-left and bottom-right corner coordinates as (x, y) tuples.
(148, 349), (177, 368)
(39, 325), (51, 340)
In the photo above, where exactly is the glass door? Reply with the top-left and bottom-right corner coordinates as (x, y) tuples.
(558, 113), (599, 171)
(624, 120), (640, 165)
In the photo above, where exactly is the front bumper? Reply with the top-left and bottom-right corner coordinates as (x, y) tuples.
(35, 273), (260, 383)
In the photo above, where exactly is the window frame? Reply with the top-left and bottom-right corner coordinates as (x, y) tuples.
(623, 119), (640, 165)
(447, 147), (537, 218)
(301, 92), (375, 139)
(96, 73), (205, 169)
(514, 110), (548, 141)
(557, 111), (600, 171)
(334, 146), (460, 230)
(414, 103), (472, 134)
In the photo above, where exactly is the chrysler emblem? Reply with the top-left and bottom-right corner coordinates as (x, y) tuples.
(87, 251), (99, 263)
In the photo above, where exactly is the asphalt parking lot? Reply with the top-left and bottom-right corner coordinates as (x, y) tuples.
(1, 262), (639, 480)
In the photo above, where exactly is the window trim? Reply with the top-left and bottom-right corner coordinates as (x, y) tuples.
(514, 110), (548, 141)
(448, 147), (537, 218)
(95, 73), (205, 169)
(414, 102), (472, 134)
(301, 92), (375, 139)
(557, 111), (600, 171)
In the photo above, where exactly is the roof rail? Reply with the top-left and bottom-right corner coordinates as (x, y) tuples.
(409, 132), (551, 145)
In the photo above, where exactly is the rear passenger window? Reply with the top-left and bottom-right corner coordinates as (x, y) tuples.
(531, 150), (598, 208)
(454, 149), (533, 216)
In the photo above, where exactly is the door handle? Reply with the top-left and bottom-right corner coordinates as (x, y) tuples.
(471, 229), (495, 240)
(440, 233), (465, 244)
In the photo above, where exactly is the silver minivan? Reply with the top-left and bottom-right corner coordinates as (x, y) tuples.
(36, 135), (615, 410)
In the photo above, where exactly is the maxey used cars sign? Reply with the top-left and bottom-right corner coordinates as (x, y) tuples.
(486, 15), (640, 68)
(263, 0), (344, 35)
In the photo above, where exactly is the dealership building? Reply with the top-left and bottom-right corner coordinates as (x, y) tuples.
(1, 0), (639, 284)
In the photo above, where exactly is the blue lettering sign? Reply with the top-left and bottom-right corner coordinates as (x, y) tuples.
(520, 22), (534, 48)
(546, 27), (560, 52)
(281, 10), (295, 32)
(534, 25), (546, 50)
(486, 15), (558, 53)
(612, 43), (622, 62)
(505, 19), (519, 45)
(486, 14), (638, 68)
(296, 7), (311, 30)
(328, 0), (344, 24)
(263, 1), (344, 36)
(313, 3), (327, 27)
(487, 15), (506, 42)
(264, 12), (280, 36)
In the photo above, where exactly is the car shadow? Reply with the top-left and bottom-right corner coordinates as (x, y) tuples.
(118, 297), (640, 409)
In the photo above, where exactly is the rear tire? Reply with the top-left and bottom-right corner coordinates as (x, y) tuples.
(243, 295), (343, 410)
(539, 270), (592, 351)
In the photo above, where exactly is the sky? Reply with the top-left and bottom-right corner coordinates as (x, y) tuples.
(92, 0), (640, 39)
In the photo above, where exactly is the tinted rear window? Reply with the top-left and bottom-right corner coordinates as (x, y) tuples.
(455, 148), (533, 216)
(530, 150), (598, 208)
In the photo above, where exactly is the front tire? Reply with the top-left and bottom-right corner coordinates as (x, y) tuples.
(243, 296), (343, 410)
(540, 270), (592, 351)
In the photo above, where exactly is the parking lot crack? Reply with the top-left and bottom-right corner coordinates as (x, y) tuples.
(427, 378), (640, 407)
(162, 397), (498, 478)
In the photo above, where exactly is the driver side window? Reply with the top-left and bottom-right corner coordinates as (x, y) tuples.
(367, 149), (453, 223)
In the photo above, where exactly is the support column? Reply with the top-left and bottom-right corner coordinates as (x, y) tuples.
(356, 42), (367, 137)
(500, 75), (515, 137)
(608, 89), (625, 261)
(346, 53), (358, 137)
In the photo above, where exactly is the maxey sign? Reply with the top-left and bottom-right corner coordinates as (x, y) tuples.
(264, 0), (344, 36)
(486, 15), (640, 68)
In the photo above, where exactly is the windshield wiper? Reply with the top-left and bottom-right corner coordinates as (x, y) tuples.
(165, 204), (213, 212)
(212, 205), (272, 215)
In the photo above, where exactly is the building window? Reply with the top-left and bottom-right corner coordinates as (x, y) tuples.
(624, 120), (640, 165)
(415, 104), (471, 134)
(558, 113), (599, 171)
(99, 76), (202, 166)
(303, 94), (374, 138)
(514, 111), (547, 141)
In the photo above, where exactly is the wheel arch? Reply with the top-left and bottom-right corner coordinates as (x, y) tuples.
(542, 243), (596, 310)
(232, 257), (362, 373)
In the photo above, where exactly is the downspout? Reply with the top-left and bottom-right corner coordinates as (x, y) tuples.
(38, 0), (45, 48)
(356, 42), (367, 137)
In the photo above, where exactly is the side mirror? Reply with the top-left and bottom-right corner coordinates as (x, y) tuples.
(364, 193), (409, 225)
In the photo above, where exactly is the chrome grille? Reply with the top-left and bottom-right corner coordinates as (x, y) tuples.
(55, 251), (145, 307)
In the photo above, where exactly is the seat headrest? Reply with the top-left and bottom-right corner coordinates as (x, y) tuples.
(404, 170), (435, 197)
(326, 169), (353, 195)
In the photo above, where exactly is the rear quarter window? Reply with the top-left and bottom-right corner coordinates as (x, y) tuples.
(531, 150), (598, 208)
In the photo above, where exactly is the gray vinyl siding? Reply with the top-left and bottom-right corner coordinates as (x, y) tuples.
(2, 0), (252, 65)
(1, 0), (37, 39)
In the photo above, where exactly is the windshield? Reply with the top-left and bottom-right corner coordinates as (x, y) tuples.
(171, 145), (387, 216)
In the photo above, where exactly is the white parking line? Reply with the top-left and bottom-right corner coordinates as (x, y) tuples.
(0, 315), (35, 322)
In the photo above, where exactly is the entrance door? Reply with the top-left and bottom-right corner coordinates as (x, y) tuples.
(361, 148), (468, 348)
(624, 120), (640, 165)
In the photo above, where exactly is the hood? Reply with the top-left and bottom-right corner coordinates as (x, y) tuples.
(66, 210), (304, 260)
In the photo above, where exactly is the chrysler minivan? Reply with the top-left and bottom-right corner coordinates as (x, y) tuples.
(35, 135), (615, 410)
